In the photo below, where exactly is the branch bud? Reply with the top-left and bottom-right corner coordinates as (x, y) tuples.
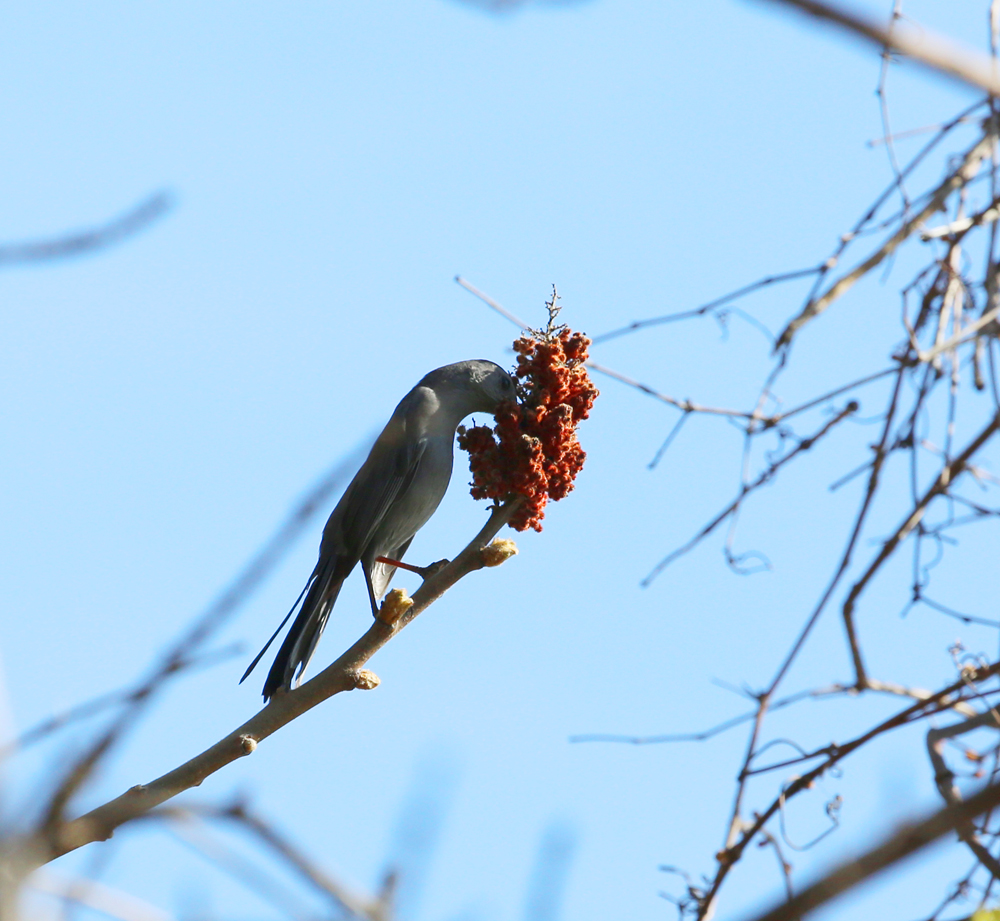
(377, 588), (413, 626)
(481, 538), (518, 567)
(353, 669), (381, 690)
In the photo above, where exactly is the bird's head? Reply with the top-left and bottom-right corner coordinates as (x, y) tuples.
(418, 359), (517, 416)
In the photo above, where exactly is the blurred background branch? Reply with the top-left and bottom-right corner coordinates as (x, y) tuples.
(0, 192), (173, 267)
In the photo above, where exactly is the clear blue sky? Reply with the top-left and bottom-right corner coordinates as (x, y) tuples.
(2, 1), (997, 919)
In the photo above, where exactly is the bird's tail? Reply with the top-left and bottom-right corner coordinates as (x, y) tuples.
(241, 554), (350, 701)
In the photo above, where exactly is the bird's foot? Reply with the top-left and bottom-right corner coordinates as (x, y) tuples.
(420, 558), (451, 579)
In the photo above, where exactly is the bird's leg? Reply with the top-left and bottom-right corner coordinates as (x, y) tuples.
(376, 555), (451, 580)
(363, 567), (380, 619)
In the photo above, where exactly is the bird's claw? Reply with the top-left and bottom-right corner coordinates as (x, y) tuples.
(420, 558), (451, 579)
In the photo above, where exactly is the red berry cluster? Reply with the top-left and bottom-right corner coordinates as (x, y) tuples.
(458, 327), (598, 531)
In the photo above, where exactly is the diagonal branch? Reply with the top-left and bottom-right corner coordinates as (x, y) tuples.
(742, 779), (1000, 921)
(776, 133), (993, 349)
(156, 802), (388, 921)
(591, 266), (820, 345)
(35, 445), (368, 840)
(702, 663), (1000, 919)
(642, 401), (858, 585)
(32, 499), (522, 866)
(757, 0), (1000, 97)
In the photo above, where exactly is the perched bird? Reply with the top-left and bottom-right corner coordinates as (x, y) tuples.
(242, 359), (516, 701)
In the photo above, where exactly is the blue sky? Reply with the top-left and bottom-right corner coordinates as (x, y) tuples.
(2, 1), (999, 919)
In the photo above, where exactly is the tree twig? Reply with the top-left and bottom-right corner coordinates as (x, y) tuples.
(776, 134), (993, 349)
(642, 402), (858, 585)
(842, 412), (1000, 687)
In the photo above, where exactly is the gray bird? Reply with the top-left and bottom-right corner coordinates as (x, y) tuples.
(242, 359), (516, 701)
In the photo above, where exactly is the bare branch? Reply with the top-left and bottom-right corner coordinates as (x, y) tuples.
(34, 500), (521, 864)
(591, 266), (819, 345)
(586, 361), (763, 421)
(758, 0), (1000, 97)
(842, 412), (1000, 687)
(921, 194), (1000, 240)
(927, 709), (1000, 878)
(642, 401), (858, 585)
(34, 445), (368, 839)
(868, 116), (977, 148)
(0, 192), (173, 267)
(159, 802), (388, 921)
(741, 780), (1000, 921)
(455, 275), (531, 330)
(216, 802), (389, 921)
(776, 134), (993, 349)
(701, 663), (1000, 918)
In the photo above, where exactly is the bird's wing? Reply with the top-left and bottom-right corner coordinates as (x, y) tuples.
(333, 421), (428, 562)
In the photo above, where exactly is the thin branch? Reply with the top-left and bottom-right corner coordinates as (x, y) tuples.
(927, 708), (1000, 879)
(164, 812), (314, 918)
(648, 413), (690, 469)
(703, 663), (1000, 918)
(876, 2), (909, 211)
(162, 802), (391, 921)
(642, 402), (858, 584)
(0, 192), (173, 267)
(866, 678), (979, 718)
(921, 195), (1000, 240)
(772, 366), (897, 423)
(455, 276), (531, 330)
(757, 830), (794, 902)
(591, 267), (820, 345)
(868, 116), (977, 148)
(842, 412), (1000, 687)
(918, 301), (1000, 365)
(776, 134), (993, 349)
(570, 674), (983, 746)
(586, 361), (763, 421)
(741, 780), (1000, 921)
(216, 802), (389, 921)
